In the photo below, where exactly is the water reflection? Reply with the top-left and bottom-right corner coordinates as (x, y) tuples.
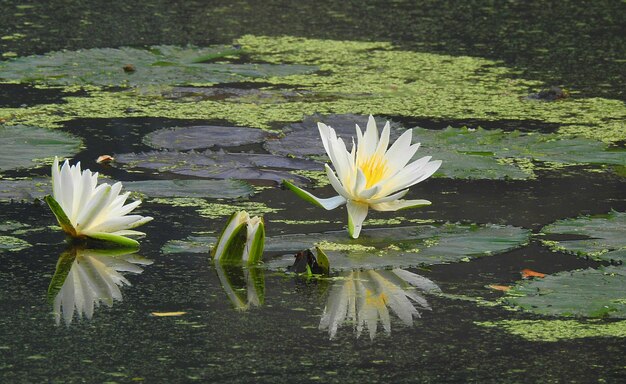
(320, 269), (441, 339)
(48, 247), (152, 325)
(215, 264), (265, 311)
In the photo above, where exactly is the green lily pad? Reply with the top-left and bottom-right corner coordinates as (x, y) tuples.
(504, 266), (626, 319)
(0, 125), (82, 172)
(124, 179), (255, 199)
(0, 45), (318, 87)
(263, 114), (405, 158)
(0, 235), (31, 252)
(114, 150), (319, 184)
(143, 125), (271, 151)
(265, 224), (530, 270)
(163, 223), (530, 270)
(539, 211), (626, 263)
(413, 126), (626, 179)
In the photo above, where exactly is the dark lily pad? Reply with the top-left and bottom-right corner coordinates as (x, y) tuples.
(163, 223), (530, 270)
(504, 266), (626, 319)
(143, 125), (271, 151)
(114, 150), (319, 184)
(162, 235), (215, 254)
(0, 45), (318, 87)
(263, 114), (405, 158)
(0, 178), (50, 202)
(124, 179), (255, 199)
(540, 211), (626, 263)
(0, 125), (82, 172)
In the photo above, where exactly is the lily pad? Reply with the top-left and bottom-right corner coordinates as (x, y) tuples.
(504, 266), (626, 319)
(124, 179), (254, 199)
(0, 125), (82, 172)
(144, 125), (271, 151)
(0, 178), (50, 202)
(114, 150), (319, 184)
(163, 223), (531, 270)
(413, 126), (626, 179)
(264, 114), (405, 158)
(0, 45), (318, 87)
(540, 211), (626, 263)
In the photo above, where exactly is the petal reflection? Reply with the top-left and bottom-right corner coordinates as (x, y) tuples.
(319, 269), (440, 339)
(48, 247), (152, 325)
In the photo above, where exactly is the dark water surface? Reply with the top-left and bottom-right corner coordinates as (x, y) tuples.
(1, 1), (625, 383)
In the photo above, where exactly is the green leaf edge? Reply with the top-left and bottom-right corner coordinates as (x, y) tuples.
(282, 180), (325, 209)
(44, 195), (76, 236)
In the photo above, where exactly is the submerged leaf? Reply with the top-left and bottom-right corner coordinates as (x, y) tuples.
(115, 150), (319, 184)
(144, 125), (271, 151)
(124, 179), (254, 199)
(264, 114), (404, 158)
(0, 125), (81, 172)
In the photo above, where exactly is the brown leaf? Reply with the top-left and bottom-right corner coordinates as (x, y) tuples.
(521, 268), (547, 279)
(96, 155), (114, 164)
(488, 284), (511, 291)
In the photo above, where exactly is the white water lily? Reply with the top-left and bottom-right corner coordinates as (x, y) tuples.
(319, 269), (440, 339)
(50, 248), (152, 325)
(284, 115), (441, 238)
(211, 211), (265, 265)
(45, 157), (153, 247)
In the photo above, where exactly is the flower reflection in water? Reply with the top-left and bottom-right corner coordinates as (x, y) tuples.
(215, 263), (265, 311)
(320, 269), (441, 339)
(48, 247), (152, 325)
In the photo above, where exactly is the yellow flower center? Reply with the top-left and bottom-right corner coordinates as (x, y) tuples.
(365, 290), (388, 308)
(359, 154), (389, 188)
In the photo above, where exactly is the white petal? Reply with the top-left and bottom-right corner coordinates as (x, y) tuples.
(372, 121), (390, 160)
(368, 189), (409, 204)
(385, 130), (420, 173)
(75, 184), (112, 232)
(347, 200), (369, 238)
(59, 160), (75, 216)
(370, 199), (431, 212)
(376, 156), (434, 196)
(317, 122), (333, 159)
(52, 157), (62, 202)
(325, 164), (351, 199)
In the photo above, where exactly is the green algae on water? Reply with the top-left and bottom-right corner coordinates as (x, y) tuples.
(149, 198), (280, 219)
(2, 35), (625, 145)
(475, 319), (626, 342)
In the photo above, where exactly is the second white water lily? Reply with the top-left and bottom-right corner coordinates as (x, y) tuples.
(211, 211), (265, 265)
(285, 116), (442, 238)
(45, 157), (153, 247)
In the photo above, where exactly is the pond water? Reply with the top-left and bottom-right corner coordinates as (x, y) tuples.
(1, 1), (625, 383)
